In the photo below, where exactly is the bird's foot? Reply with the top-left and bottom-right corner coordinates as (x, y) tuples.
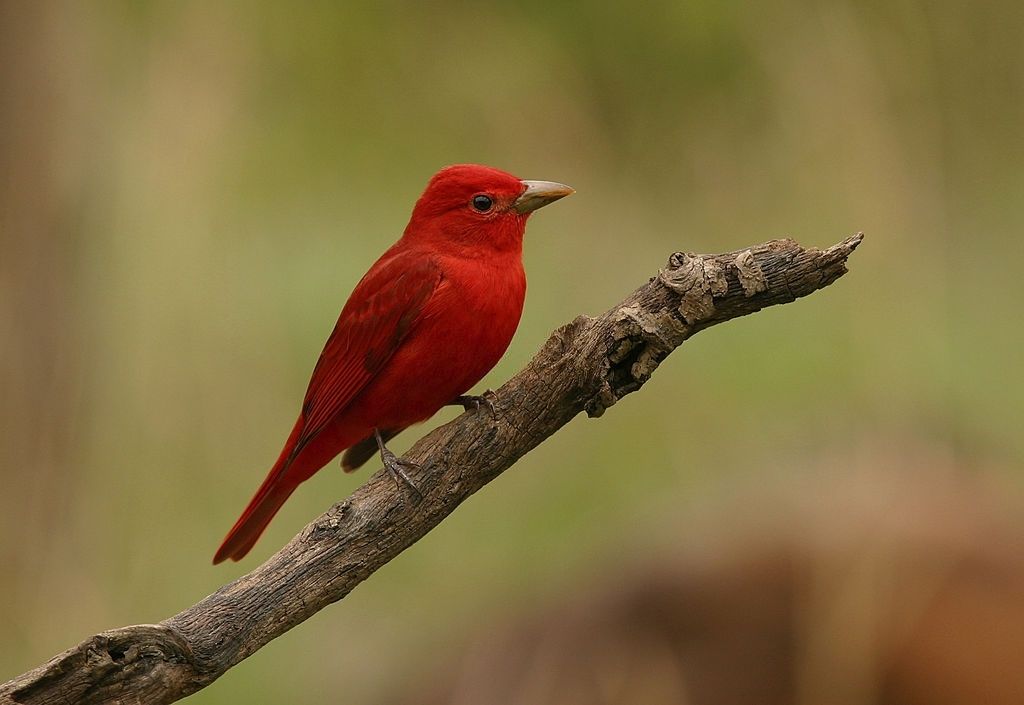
(451, 390), (496, 415)
(375, 428), (423, 501)
(380, 448), (424, 501)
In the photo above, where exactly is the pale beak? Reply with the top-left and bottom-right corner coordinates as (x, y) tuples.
(513, 180), (575, 214)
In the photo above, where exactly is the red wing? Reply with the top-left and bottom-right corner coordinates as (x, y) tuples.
(295, 252), (443, 452)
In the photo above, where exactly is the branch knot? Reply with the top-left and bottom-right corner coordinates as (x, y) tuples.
(659, 254), (728, 324)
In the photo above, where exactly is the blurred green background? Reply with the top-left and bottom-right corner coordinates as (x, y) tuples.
(2, 1), (1023, 703)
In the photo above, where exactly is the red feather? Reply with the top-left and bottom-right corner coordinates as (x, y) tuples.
(299, 253), (442, 450)
(213, 253), (442, 563)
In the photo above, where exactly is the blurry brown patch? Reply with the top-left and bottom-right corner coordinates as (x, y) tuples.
(393, 444), (1024, 705)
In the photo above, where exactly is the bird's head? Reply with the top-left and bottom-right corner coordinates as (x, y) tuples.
(404, 164), (573, 255)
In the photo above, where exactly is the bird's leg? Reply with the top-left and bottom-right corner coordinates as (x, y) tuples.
(450, 389), (496, 415)
(375, 428), (423, 501)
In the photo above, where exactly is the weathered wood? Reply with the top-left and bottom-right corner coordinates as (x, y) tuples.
(1, 234), (864, 705)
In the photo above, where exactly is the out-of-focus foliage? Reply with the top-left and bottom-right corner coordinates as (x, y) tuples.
(1, 2), (1021, 703)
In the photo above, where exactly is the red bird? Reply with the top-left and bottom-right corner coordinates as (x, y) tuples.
(214, 164), (573, 563)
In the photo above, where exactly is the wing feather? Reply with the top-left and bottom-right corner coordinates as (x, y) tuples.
(294, 251), (442, 452)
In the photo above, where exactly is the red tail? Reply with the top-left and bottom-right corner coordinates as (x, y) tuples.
(213, 420), (304, 564)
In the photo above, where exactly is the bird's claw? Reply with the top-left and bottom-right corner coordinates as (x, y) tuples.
(453, 390), (496, 415)
(380, 448), (424, 502)
(374, 427), (423, 501)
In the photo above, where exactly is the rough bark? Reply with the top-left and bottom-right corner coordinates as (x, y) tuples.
(0, 234), (864, 705)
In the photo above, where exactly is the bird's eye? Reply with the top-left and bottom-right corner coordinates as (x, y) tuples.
(471, 194), (493, 212)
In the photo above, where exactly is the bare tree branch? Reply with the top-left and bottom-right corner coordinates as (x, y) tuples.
(1, 234), (864, 705)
